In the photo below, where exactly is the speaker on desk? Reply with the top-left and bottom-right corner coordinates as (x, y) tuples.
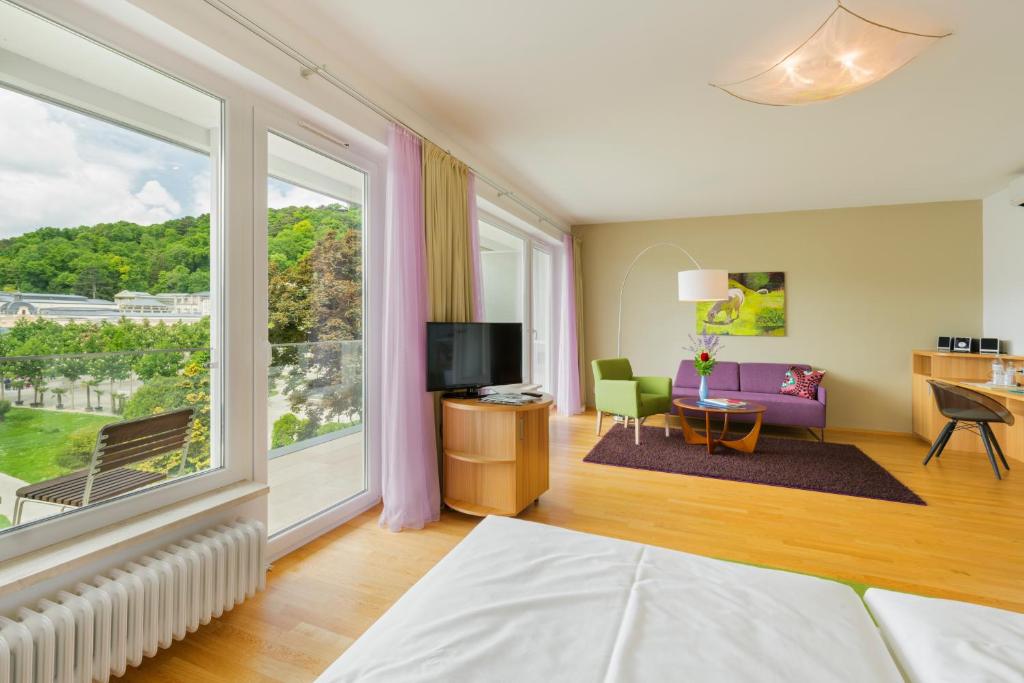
(952, 337), (973, 353)
(980, 338), (1001, 355)
(936, 336), (952, 352)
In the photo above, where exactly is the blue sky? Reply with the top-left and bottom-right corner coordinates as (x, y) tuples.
(0, 86), (338, 239)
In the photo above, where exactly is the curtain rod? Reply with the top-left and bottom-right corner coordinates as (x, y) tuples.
(201, 0), (564, 230)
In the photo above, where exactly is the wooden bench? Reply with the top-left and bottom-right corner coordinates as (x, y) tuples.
(13, 408), (195, 525)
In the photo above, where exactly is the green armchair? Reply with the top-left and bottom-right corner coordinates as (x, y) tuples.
(592, 358), (672, 445)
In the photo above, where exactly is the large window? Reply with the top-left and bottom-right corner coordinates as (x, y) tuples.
(478, 217), (557, 393)
(265, 132), (367, 535)
(0, 1), (222, 535)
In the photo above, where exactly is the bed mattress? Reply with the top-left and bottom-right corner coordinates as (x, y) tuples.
(317, 516), (901, 682)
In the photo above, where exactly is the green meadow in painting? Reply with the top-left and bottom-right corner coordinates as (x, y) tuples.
(695, 272), (785, 336)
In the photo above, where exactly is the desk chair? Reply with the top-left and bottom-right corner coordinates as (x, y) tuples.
(923, 380), (1012, 480)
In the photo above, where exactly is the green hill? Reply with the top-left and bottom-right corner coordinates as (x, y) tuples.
(0, 204), (361, 300)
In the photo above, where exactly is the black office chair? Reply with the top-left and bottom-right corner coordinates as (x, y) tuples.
(923, 380), (1012, 479)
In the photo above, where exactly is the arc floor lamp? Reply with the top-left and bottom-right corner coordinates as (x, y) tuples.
(616, 243), (728, 356)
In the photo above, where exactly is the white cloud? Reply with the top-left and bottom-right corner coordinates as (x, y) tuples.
(267, 181), (340, 210)
(135, 180), (181, 217)
(0, 88), (201, 237)
(191, 170), (211, 216)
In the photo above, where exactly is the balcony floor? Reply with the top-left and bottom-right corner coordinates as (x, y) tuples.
(267, 431), (365, 535)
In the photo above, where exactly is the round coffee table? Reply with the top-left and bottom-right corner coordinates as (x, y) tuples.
(673, 398), (767, 455)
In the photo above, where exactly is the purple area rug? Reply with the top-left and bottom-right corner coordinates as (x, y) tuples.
(584, 424), (925, 505)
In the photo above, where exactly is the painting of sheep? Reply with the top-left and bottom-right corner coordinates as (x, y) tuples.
(695, 272), (785, 336)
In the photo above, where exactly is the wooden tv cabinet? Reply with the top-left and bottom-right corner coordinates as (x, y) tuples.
(442, 394), (553, 517)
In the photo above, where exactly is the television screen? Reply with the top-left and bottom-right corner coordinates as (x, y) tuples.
(426, 322), (523, 392)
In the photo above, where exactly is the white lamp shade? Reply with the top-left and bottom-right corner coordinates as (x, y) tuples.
(678, 269), (728, 302)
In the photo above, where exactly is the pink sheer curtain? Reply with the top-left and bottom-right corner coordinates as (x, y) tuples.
(467, 173), (484, 321)
(379, 124), (440, 531)
(556, 234), (583, 415)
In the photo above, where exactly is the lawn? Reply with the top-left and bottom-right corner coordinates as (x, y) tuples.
(0, 408), (113, 484)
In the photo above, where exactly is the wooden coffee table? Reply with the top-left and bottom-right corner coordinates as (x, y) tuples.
(673, 398), (767, 455)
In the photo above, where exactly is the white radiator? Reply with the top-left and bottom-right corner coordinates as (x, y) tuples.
(0, 518), (266, 683)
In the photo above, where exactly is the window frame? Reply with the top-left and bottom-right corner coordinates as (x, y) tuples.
(0, 0), (256, 562)
(252, 105), (384, 559)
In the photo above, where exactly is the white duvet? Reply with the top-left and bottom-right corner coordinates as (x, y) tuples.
(317, 516), (901, 682)
(866, 588), (1024, 683)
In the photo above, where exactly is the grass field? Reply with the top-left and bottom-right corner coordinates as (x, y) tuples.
(0, 408), (113, 484)
(696, 282), (786, 336)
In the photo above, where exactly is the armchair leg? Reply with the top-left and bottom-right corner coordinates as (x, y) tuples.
(665, 414), (670, 437)
(635, 417), (640, 445)
(596, 411), (603, 435)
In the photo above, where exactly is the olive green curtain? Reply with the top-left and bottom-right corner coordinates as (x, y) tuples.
(422, 141), (477, 490)
(573, 235), (586, 402)
(422, 140), (475, 323)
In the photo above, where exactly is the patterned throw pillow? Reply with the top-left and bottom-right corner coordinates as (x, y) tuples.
(780, 367), (825, 399)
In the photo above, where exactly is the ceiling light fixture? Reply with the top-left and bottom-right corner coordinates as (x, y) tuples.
(711, 1), (950, 106)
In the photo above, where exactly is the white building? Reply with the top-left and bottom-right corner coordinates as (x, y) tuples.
(0, 290), (210, 328)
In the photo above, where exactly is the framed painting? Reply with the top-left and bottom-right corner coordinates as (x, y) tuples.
(695, 272), (785, 336)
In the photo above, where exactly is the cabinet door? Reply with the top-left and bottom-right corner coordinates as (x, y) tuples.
(516, 409), (550, 511)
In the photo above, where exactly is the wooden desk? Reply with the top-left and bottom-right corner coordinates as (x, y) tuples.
(912, 350), (1024, 463)
(442, 395), (553, 517)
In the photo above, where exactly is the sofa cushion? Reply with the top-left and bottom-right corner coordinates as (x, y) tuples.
(675, 361), (740, 390)
(672, 388), (825, 428)
(740, 363), (811, 395)
(780, 367), (826, 399)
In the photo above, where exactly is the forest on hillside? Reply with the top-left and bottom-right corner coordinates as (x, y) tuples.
(0, 204), (361, 308)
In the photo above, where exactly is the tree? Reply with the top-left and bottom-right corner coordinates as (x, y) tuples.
(271, 412), (306, 449)
(308, 228), (362, 342)
(267, 257), (313, 344)
(85, 379), (101, 411)
(52, 387), (67, 409)
(122, 361), (211, 475)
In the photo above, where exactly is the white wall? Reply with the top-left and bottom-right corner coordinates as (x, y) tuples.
(983, 187), (1024, 354)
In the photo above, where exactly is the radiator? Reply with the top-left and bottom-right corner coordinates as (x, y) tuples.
(0, 518), (266, 683)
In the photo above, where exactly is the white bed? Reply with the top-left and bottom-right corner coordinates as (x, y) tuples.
(317, 516), (901, 682)
(865, 588), (1024, 683)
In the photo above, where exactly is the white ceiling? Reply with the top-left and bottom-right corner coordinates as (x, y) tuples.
(266, 0), (1023, 225)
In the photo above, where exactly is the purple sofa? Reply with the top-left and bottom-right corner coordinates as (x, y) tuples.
(672, 361), (826, 440)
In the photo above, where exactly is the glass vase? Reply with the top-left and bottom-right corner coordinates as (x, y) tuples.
(699, 375), (709, 402)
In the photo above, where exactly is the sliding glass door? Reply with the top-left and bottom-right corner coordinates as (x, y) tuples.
(259, 124), (375, 540)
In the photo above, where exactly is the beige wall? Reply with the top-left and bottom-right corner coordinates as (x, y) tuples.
(575, 201), (983, 432)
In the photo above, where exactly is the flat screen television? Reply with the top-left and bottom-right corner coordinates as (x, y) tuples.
(426, 322), (522, 395)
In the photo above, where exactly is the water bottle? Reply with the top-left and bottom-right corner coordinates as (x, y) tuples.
(992, 358), (1005, 386)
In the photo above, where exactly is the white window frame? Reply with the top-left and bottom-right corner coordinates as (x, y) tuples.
(530, 242), (557, 393)
(252, 105), (384, 560)
(0, 0), (256, 562)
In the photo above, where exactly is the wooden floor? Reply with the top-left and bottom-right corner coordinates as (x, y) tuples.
(121, 411), (1024, 682)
